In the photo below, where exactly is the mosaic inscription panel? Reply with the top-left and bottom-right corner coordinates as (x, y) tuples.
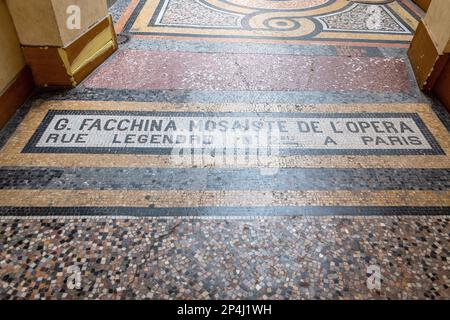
(23, 110), (443, 155)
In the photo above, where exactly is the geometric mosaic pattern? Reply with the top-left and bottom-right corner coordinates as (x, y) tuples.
(120, 0), (420, 46)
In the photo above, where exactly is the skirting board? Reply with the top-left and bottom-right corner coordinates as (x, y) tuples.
(22, 15), (118, 88)
(0, 66), (34, 129)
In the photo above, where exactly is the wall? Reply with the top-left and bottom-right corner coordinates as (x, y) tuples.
(5, 0), (61, 46)
(0, 0), (25, 94)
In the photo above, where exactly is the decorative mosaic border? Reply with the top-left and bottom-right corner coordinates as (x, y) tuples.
(1, 167), (448, 190)
(0, 206), (448, 217)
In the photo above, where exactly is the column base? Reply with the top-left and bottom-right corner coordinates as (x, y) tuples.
(408, 20), (449, 91)
(408, 20), (450, 110)
(22, 15), (118, 88)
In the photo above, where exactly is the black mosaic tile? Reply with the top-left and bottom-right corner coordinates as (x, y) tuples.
(0, 167), (448, 191)
(0, 206), (448, 217)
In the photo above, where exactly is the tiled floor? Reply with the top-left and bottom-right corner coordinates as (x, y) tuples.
(0, 0), (449, 299)
(118, 0), (419, 46)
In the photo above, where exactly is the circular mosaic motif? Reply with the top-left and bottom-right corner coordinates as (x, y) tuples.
(225, 0), (329, 10)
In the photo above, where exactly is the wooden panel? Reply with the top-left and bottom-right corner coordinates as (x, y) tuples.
(65, 16), (112, 65)
(433, 60), (450, 110)
(424, 54), (449, 91)
(413, 0), (431, 12)
(69, 15), (118, 86)
(0, 66), (34, 129)
(21, 15), (118, 88)
(73, 41), (117, 84)
(0, 0), (26, 92)
(22, 46), (71, 87)
(408, 21), (440, 90)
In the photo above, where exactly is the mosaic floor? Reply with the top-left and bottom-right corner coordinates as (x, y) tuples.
(0, 0), (449, 299)
(118, 0), (421, 46)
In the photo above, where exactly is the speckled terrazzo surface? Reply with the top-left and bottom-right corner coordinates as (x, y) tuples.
(0, 0), (449, 300)
(1, 217), (449, 299)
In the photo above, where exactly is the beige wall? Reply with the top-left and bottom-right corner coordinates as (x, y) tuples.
(424, 0), (450, 54)
(6, 0), (108, 47)
(0, 0), (25, 94)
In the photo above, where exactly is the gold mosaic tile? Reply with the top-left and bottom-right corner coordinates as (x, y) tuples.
(0, 190), (448, 207)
